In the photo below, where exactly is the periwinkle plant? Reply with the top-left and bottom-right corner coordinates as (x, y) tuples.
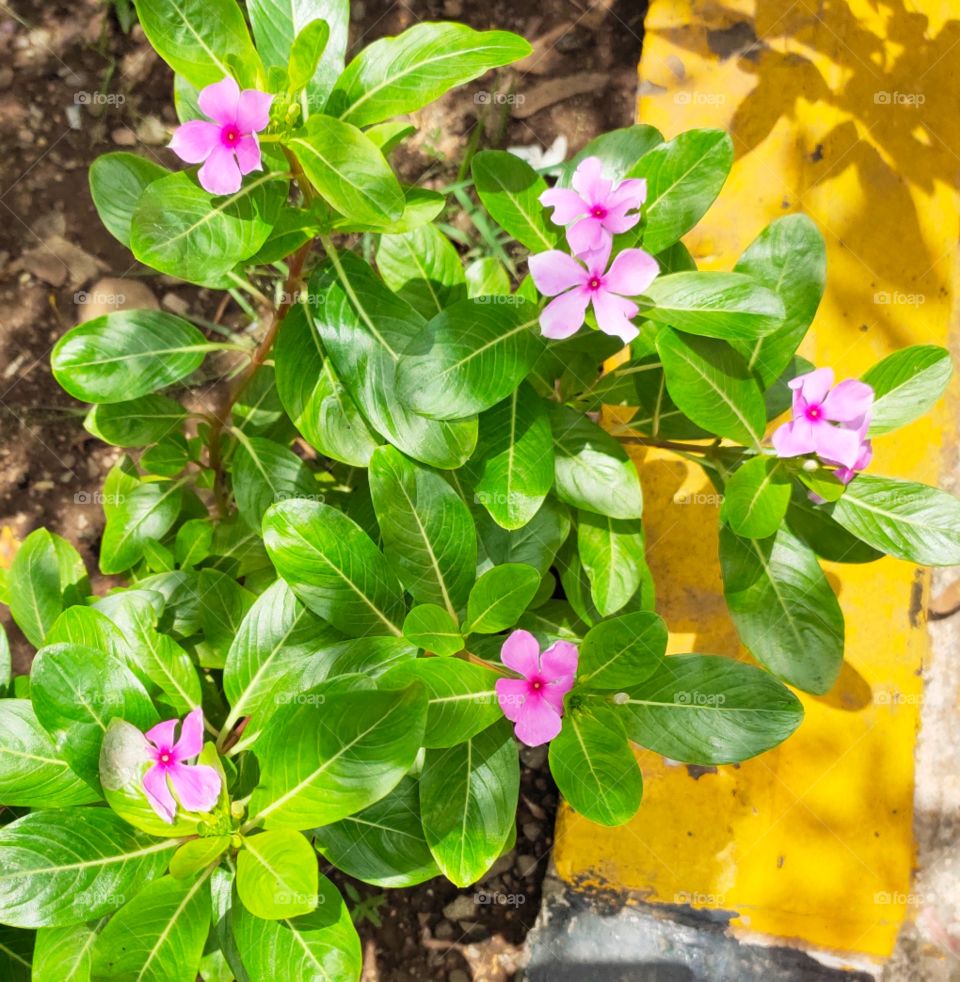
(0, 0), (957, 978)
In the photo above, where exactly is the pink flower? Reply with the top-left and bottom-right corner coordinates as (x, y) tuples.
(142, 708), (221, 824)
(772, 367), (874, 479)
(495, 630), (578, 747)
(169, 76), (273, 196)
(528, 236), (658, 343)
(540, 156), (647, 255)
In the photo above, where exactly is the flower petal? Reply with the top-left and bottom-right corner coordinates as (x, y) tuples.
(143, 765), (177, 824)
(607, 176), (647, 210)
(234, 134), (263, 176)
(495, 678), (531, 723)
(822, 378), (874, 423)
(541, 640), (579, 681)
(539, 288), (591, 340)
(604, 248), (659, 296)
(144, 718), (178, 750)
(540, 186), (588, 225)
(168, 120), (220, 164)
(567, 216), (609, 256)
(198, 145), (243, 195)
(514, 697), (562, 747)
(571, 156), (611, 204)
(771, 417), (817, 457)
(592, 289), (640, 344)
(169, 763), (222, 813)
(813, 422), (863, 469)
(198, 76), (241, 124)
(528, 250), (586, 297)
(541, 678), (572, 714)
(500, 629), (541, 677)
(173, 708), (204, 761)
(790, 367), (834, 407)
(236, 88), (273, 133)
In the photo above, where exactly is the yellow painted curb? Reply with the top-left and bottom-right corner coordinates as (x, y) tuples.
(554, 0), (958, 961)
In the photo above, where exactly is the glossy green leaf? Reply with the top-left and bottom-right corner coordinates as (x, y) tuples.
(465, 563), (540, 634)
(89, 152), (168, 248)
(169, 837), (229, 879)
(100, 479), (184, 575)
(377, 224), (466, 318)
(231, 433), (317, 529)
(263, 498), (407, 637)
(549, 704), (642, 826)
(33, 921), (104, 982)
(327, 22), (531, 127)
(577, 610), (666, 690)
(287, 17), (330, 90)
(720, 455), (792, 538)
(862, 345), (953, 436)
(420, 718), (520, 887)
(476, 496), (572, 576)
(402, 604), (463, 656)
(237, 830), (318, 919)
(85, 394), (187, 448)
(0, 926), (32, 980)
(559, 124), (663, 184)
(657, 328), (767, 446)
(577, 513), (648, 616)
(720, 525), (844, 694)
(619, 654), (804, 764)
(248, 683), (427, 830)
(785, 490), (883, 564)
(465, 257), (511, 298)
(397, 297), (544, 420)
(52, 309), (207, 405)
(369, 446), (476, 615)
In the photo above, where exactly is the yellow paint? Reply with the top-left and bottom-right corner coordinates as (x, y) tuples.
(555, 0), (959, 961)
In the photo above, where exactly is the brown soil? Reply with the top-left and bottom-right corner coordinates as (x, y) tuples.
(0, 0), (644, 977)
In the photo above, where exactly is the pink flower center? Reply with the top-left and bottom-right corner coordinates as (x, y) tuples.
(586, 275), (603, 292)
(590, 204), (608, 219)
(804, 403), (823, 421)
(154, 748), (174, 768)
(220, 124), (242, 148)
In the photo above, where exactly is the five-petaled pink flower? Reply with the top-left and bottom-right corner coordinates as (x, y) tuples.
(528, 236), (658, 343)
(540, 156), (647, 255)
(142, 708), (221, 824)
(772, 367), (874, 482)
(169, 76), (273, 196)
(495, 630), (579, 746)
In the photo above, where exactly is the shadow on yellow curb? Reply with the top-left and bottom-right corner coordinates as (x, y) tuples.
(555, 0), (959, 961)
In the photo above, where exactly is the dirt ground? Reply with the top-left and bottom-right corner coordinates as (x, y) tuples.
(0, 0), (645, 978)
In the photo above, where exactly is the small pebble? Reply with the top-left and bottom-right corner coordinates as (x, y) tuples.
(517, 854), (539, 878)
(433, 919), (454, 940)
(522, 821), (541, 842)
(442, 895), (475, 921)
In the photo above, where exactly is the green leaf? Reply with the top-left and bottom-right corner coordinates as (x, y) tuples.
(248, 0), (348, 102)
(248, 683), (427, 830)
(85, 394), (187, 448)
(223, 579), (342, 742)
(0, 926), (32, 980)
(52, 309), (207, 405)
(287, 17), (330, 90)
(720, 455), (792, 538)
(467, 382), (555, 531)
(465, 257), (511, 298)
(288, 116), (405, 225)
(231, 877), (361, 982)
(31, 642), (157, 789)
(141, 433), (190, 477)
(369, 446), (476, 615)
(314, 776), (439, 887)
(231, 433), (317, 529)
(830, 475), (960, 566)
(377, 224), (466, 318)
(7, 528), (87, 648)
(133, 0), (261, 88)
(577, 513), (648, 616)
(327, 22), (531, 127)
(169, 837), (229, 879)
(785, 489), (883, 564)
(628, 128), (733, 254)
(100, 479), (184, 575)
(643, 272), (785, 341)
(720, 525), (844, 694)
(331, 185), (445, 234)
(471, 150), (559, 253)
(862, 345), (953, 436)
(0, 700), (100, 807)
(420, 718), (520, 887)
(729, 214), (827, 387)
(397, 297), (544, 420)
(619, 654), (804, 764)
(90, 872), (211, 981)
(274, 304), (380, 467)
(559, 124), (664, 184)
(237, 830), (318, 919)
(577, 610), (666, 690)
(0, 809), (178, 927)
(89, 152), (167, 248)
(131, 172), (286, 286)
(656, 328), (767, 446)
(194, 570), (256, 669)
(402, 604), (463, 656)
(263, 498), (407, 637)
(549, 404), (643, 519)
(476, 496), (572, 576)
(309, 253), (477, 469)
(381, 658), (500, 748)
(465, 563), (540, 634)
(33, 921), (104, 982)
(549, 704), (642, 826)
